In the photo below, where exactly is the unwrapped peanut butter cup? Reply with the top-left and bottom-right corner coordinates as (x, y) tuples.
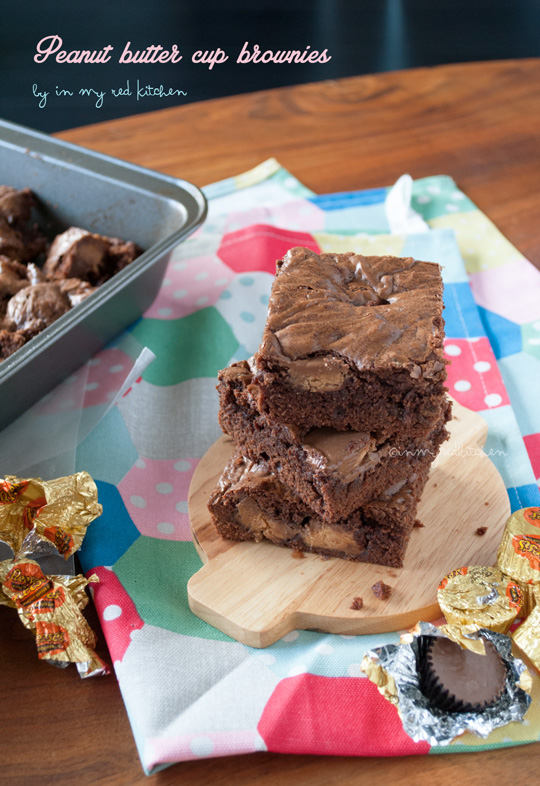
(418, 635), (507, 713)
(361, 622), (531, 746)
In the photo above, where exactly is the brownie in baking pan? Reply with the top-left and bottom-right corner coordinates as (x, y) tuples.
(209, 449), (429, 567)
(0, 185), (142, 361)
(218, 360), (449, 524)
(247, 247), (450, 439)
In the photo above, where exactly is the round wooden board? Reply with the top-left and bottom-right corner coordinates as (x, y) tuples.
(187, 402), (510, 648)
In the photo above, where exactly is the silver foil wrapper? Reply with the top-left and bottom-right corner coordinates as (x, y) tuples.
(361, 621), (531, 746)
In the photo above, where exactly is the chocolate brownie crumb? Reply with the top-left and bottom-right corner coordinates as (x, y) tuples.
(292, 548), (304, 559)
(475, 526), (488, 536)
(350, 597), (364, 610)
(0, 328), (26, 359)
(414, 519), (424, 527)
(371, 580), (392, 600)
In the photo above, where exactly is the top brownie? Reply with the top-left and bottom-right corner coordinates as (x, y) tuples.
(248, 247), (448, 434)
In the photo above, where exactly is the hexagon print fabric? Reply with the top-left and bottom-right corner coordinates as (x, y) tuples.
(76, 165), (540, 775)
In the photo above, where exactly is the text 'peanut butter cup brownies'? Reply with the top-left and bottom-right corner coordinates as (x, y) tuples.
(209, 247), (451, 567)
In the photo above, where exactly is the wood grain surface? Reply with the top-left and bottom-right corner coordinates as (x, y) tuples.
(2, 60), (540, 785)
(187, 403), (509, 646)
(60, 60), (540, 271)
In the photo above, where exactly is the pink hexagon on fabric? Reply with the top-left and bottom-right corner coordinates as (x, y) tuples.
(444, 337), (509, 411)
(144, 254), (234, 321)
(217, 224), (321, 274)
(269, 200), (326, 232)
(88, 565), (144, 663)
(224, 200), (325, 234)
(257, 673), (430, 756)
(524, 434), (540, 482)
(146, 730), (264, 769)
(117, 457), (199, 541)
(34, 364), (88, 415)
(469, 258), (540, 325)
(81, 347), (135, 408)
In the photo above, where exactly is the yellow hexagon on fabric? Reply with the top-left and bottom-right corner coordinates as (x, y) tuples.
(429, 211), (524, 275)
(314, 232), (405, 257)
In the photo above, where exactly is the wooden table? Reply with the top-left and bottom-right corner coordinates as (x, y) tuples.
(2, 60), (540, 786)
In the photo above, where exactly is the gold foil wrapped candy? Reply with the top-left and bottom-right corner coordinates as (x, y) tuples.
(0, 558), (108, 677)
(0, 471), (102, 559)
(497, 506), (540, 616)
(437, 565), (524, 635)
(512, 586), (540, 674)
(0, 470), (107, 677)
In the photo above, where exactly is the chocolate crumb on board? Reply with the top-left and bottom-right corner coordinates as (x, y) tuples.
(475, 526), (488, 536)
(292, 548), (304, 559)
(414, 519), (424, 528)
(371, 580), (392, 600)
(350, 597), (364, 610)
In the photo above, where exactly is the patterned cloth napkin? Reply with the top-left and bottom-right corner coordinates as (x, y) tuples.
(70, 160), (540, 774)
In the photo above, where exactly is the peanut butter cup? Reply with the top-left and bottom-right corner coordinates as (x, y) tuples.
(418, 636), (507, 713)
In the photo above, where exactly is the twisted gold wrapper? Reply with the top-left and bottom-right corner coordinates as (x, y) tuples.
(512, 587), (540, 675)
(0, 471), (102, 559)
(497, 507), (540, 592)
(506, 578), (536, 618)
(437, 565), (524, 634)
(439, 623), (490, 655)
(0, 558), (108, 676)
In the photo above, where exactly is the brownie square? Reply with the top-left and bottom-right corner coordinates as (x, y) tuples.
(209, 449), (429, 567)
(218, 360), (449, 524)
(247, 247), (449, 439)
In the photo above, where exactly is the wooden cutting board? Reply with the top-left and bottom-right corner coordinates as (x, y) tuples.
(187, 401), (510, 648)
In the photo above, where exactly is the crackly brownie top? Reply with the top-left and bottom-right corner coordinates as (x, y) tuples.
(253, 247), (446, 383)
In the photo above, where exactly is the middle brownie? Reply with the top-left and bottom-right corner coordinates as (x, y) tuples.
(218, 360), (449, 524)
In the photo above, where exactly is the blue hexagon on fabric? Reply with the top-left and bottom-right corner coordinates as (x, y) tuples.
(508, 484), (540, 512)
(477, 307), (522, 359)
(443, 282), (485, 339)
(79, 480), (141, 573)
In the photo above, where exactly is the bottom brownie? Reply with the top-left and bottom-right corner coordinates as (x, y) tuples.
(208, 450), (429, 568)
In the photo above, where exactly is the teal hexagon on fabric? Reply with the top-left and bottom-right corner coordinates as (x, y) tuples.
(411, 175), (475, 221)
(114, 537), (233, 642)
(522, 320), (540, 361)
(129, 307), (239, 386)
(76, 405), (138, 485)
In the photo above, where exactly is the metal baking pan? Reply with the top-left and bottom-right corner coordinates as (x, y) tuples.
(0, 119), (207, 430)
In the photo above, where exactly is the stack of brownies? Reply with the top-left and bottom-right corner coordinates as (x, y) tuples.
(208, 247), (451, 568)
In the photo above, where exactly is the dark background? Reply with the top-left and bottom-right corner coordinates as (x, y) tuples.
(2, 0), (539, 133)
